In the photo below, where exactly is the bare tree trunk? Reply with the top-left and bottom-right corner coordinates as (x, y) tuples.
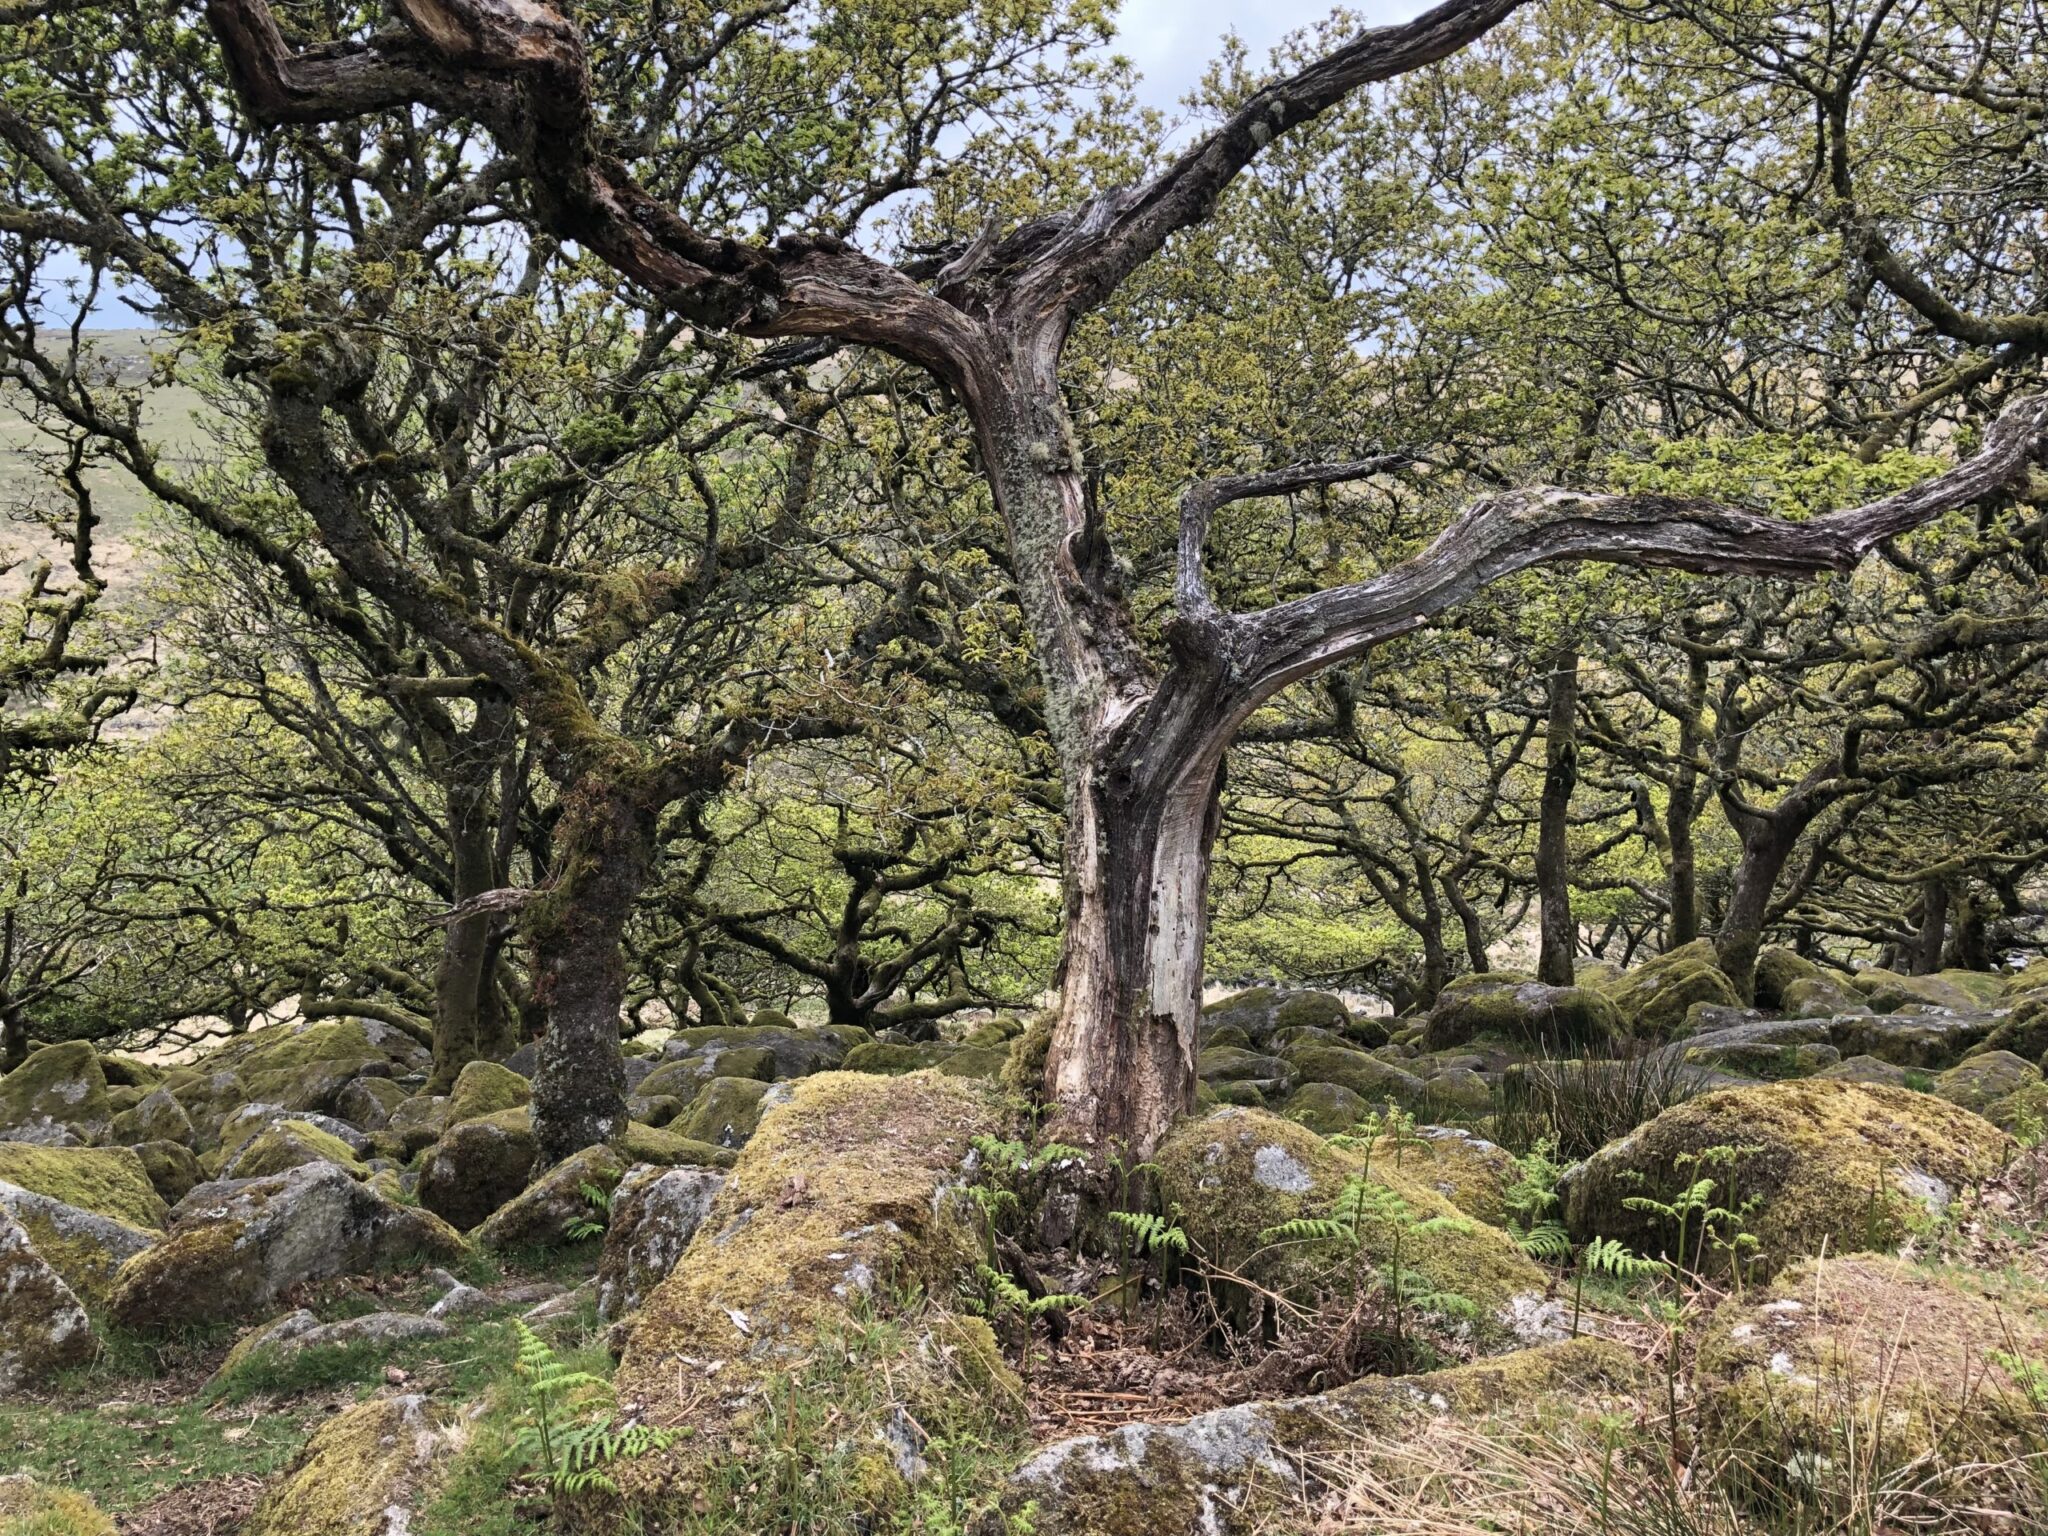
(527, 777), (648, 1167)
(431, 769), (507, 1088)
(1536, 647), (1579, 985)
(1715, 818), (1802, 1002)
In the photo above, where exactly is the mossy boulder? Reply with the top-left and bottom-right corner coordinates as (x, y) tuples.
(158, 1066), (250, 1150)
(596, 1163), (728, 1321)
(1422, 974), (1620, 1052)
(109, 1086), (196, 1148)
(0, 1208), (94, 1390)
(211, 1307), (451, 1392)
(107, 1160), (466, 1330)
(417, 1111), (536, 1231)
(656, 1023), (851, 1082)
(995, 1336), (1644, 1535)
(1973, 995), (2048, 1066)
(1561, 1079), (2010, 1277)
(614, 1120), (739, 1168)
(0, 1040), (111, 1145)
(1983, 1079), (2048, 1136)
(1829, 1008), (2001, 1068)
(1282, 1044), (1425, 1110)
(0, 1142), (168, 1228)
(222, 1118), (368, 1181)
(1698, 1254), (2048, 1517)
(1418, 1064), (1492, 1118)
(610, 1071), (1005, 1504)
(672, 1075), (778, 1148)
(1600, 939), (1739, 1038)
(1395, 1127), (1518, 1227)
(0, 1476), (115, 1536)
(1751, 946), (1834, 1011)
(1197, 1046), (1295, 1098)
(1280, 1081), (1370, 1135)
(473, 1143), (628, 1251)
(1271, 991), (1350, 1034)
(132, 1139), (203, 1205)
(840, 1040), (1007, 1078)
(95, 1052), (162, 1090)
(444, 1058), (531, 1125)
(333, 1075), (411, 1132)
(385, 1092), (452, 1155)
(1815, 1053), (1911, 1088)
(239, 1393), (446, 1536)
(1155, 1107), (1546, 1331)
(1780, 973), (1865, 1017)
(1933, 1049), (2041, 1115)
(1679, 1018), (1841, 1080)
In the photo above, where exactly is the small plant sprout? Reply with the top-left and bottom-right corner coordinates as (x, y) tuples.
(1105, 1206), (1189, 1343)
(509, 1320), (677, 1501)
(565, 1180), (612, 1243)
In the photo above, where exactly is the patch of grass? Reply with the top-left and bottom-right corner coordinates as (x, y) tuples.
(1492, 1049), (1710, 1159)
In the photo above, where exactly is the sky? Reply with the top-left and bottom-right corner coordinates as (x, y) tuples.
(1115, 0), (1415, 114)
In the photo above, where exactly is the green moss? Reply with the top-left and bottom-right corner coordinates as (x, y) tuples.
(1698, 1254), (2048, 1513)
(107, 1221), (257, 1332)
(0, 1040), (111, 1141)
(131, 1139), (201, 1205)
(614, 1121), (738, 1168)
(222, 1119), (366, 1180)
(1281, 1081), (1371, 1135)
(0, 1144), (167, 1228)
(1281, 1044), (1424, 1108)
(239, 1393), (441, 1536)
(1273, 992), (1351, 1033)
(1562, 1079), (2011, 1276)
(1423, 975), (1621, 1052)
(95, 1054), (163, 1090)
(1934, 1050), (2041, 1114)
(1600, 940), (1739, 1038)
(444, 1059), (531, 1125)
(841, 1040), (1008, 1077)
(0, 1478), (116, 1536)
(999, 1012), (1054, 1101)
(672, 1075), (774, 1146)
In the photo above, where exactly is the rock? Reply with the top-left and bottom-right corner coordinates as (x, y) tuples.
(1600, 939), (1739, 1038)
(385, 1093), (452, 1155)
(107, 1160), (466, 1330)
(1561, 1079), (2010, 1277)
(1271, 991), (1351, 1035)
(1984, 1079), (2048, 1136)
(239, 1393), (445, 1536)
(0, 1040), (112, 1145)
(0, 1142), (168, 1228)
(840, 1040), (1008, 1078)
(218, 1103), (372, 1162)
(1200, 988), (1364, 1051)
(596, 1164), (728, 1321)
(611, 1071), (1008, 1502)
(1815, 1053), (1911, 1088)
(333, 1076), (410, 1132)
(417, 1110), (536, 1231)
(1781, 974), (1865, 1018)
(672, 1075), (777, 1148)
(213, 1307), (451, 1387)
(1677, 1017), (1841, 1080)
(444, 1058), (531, 1125)
(133, 1138), (203, 1205)
(1752, 946), (1837, 1011)
(1418, 1065), (1492, 1118)
(0, 1476), (115, 1535)
(210, 1019), (429, 1118)
(1397, 1126), (1518, 1226)
(1853, 967), (2008, 1014)
(1829, 1008), (2002, 1068)
(1281, 1044), (1425, 1110)
(0, 1182), (158, 1306)
(1197, 1046), (1296, 1101)
(1155, 1108), (1546, 1333)
(159, 1066), (251, 1150)
(110, 1086), (196, 1148)
(1421, 974), (1620, 1052)
(1973, 995), (2048, 1066)
(426, 1282), (492, 1319)
(993, 1337), (1643, 1535)
(0, 1207), (94, 1390)
(1934, 1049), (2042, 1114)
(473, 1143), (628, 1251)
(1279, 1081), (1370, 1135)
(222, 1118), (368, 1181)
(657, 1023), (852, 1081)
(1699, 1255), (2048, 1518)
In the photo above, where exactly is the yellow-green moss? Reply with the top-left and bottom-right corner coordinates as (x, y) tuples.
(1563, 1079), (2011, 1276)
(0, 1143), (167, 1228)
(444, 1059), (531, 1125)
(223, 1120), (366, 1181)
(1600, 939), (1739, 1038)
(239, 1393), (440, 1536)
(614, 1121), (738, 1168)
(95, 1052), (163, 1090)
(107, 1221), (256, 1332)
(1698, 1254), (2048, 1514)
(0, 1477), (116, 1536)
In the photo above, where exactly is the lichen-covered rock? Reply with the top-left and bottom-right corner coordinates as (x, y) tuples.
(0, 1040), (111, 1145)
(840, 1040), (1007, 1078)
(223, 1118), (368, 1181)
(672, 1075), (779, 1148)
(218, 1103), (372, 1162)
(110, 1086), (196, 1149)
(1698, 1255), (2048, 1517)
(1751, 946), (1836, 1011)
(0, 1142), (168, 1228)
(211, 1307), (451, 1389)
(1852, 967), (2008, 1014)
(1418, 1065), (1492, 1118)
(1422, 975), (1620, 1052)
(596, 1164), (728, 1321)
(333, 1076), (410, 1132)
(159, 1066), (250, 1150)
(444, 1058), (531, 1125)
(1396, 1127), (1518, 1227)
(615, 1121), (738, 1168)
(1271, 991), (1350, 1035)
(0, 1181), (158, 1306)
(1155, 1108), (1546, 1331)
(1780, 973), (1866, 1017)
(473, 1143), (628, 1251)
(416, 1111), (535, 1231)
(1561, 1079), (2010, 1277)
(1934, 1049), (2042, 1115)
(993, 1337), (1643, 1535)
(1814, 1053), (1911, 1088)
(384, 1093), (451, 1155)
(1197, 1046), (1296, 1100)
(611, 1072), (1003, 1500)
(656, 1023), (852, 1082)
(1280, 1081), (1370, 1135)
(0, 1208), (93, 1390)
(239, 1393), (445, 1536)
(107, 1160), (466, 1330)
(1828, 1008), (2002, 1068)
(1600, 940), (1739, 1038)
(1972, 995), (2048, 1068)
(1677, 1017), (1841, 1080)
(0, 1476), (116, 1536)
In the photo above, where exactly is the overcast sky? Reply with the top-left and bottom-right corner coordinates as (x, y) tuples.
(1116, 0), (1413, 114)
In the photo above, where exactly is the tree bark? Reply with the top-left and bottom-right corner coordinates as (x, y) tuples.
(1535, 646), (1580, 985)
(430, 736), (512, 1088)
(526, 775), (649, 1167)
(1913, 878), (1949, 975)
(1715, 816), (1804, 1001)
